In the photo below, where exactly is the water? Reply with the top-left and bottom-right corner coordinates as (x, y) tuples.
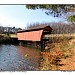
(0, 44), (41, 71)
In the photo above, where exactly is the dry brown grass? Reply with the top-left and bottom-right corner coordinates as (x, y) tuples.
(40, 34), (75, 70)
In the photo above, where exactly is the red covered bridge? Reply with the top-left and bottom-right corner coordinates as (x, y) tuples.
(17, 25), (52, 49)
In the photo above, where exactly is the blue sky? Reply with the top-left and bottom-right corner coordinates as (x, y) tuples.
(0, 5), (65, 29)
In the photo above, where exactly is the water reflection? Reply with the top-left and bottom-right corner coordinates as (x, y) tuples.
(17, 46), (41, 70)
(0, 45), (41, 71)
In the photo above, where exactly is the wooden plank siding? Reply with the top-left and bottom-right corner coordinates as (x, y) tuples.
(17, 30), (43, 41)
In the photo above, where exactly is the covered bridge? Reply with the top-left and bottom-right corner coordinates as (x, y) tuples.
(17, 25), (52, 49)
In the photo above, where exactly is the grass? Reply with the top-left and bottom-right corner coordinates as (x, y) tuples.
(40, 34), (75, 70)
(45, 34), (75, 38)
(9, 34), (17, 38)
(0, 33), (17, 38)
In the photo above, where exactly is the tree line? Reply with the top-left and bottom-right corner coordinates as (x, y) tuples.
(27, 22), (75, 34)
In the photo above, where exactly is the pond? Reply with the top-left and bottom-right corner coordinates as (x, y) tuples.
(0, 44), (41, 71)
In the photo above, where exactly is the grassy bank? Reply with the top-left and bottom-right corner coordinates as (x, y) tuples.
(39, 34), (75, 70)
(0, 34), (19, 45)
(0, 33), (17, 38)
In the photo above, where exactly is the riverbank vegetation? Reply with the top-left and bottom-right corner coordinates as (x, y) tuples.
(0, 34), (18, 44)
(39, 34), (75, 70)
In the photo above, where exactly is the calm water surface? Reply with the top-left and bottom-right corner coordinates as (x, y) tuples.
(0, 44), (41, 71)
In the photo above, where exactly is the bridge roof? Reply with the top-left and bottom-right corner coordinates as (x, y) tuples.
(17, 25), (52, 33)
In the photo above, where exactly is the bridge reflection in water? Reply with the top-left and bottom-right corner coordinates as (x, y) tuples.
(17, 45), (41, 70)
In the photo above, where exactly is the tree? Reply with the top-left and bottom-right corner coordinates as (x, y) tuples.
(67, 15), (75, 23)
(26, 5), (75, 22)
(26, 22), (75, 34)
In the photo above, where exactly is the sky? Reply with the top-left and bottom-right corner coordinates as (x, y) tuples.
(0, 5), (65, 29)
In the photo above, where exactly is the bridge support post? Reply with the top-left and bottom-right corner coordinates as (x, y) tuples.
(41, 41), (45, 51)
